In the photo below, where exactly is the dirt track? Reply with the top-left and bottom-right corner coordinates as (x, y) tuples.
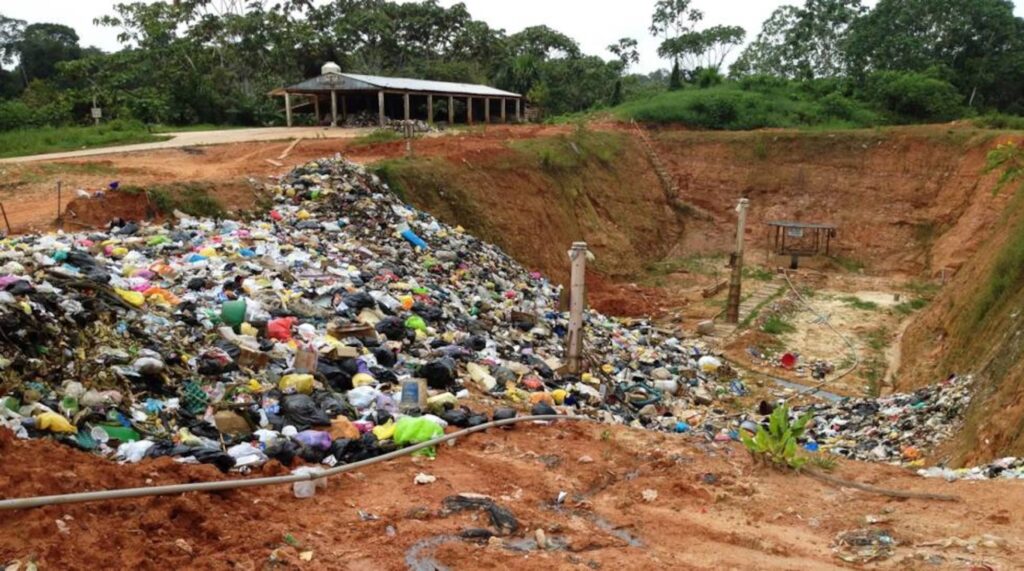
(1, 418), (1020, 570)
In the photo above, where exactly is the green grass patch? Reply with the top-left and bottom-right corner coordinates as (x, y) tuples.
(150, 123), (245, 133)
(894, 298), (929, 315)
(841, 296), (879, 311)
(350, 128), (404, 147)
(762, 315), (796, 335)
(145, 182), (225, 218)
(904, 280), (941, 299)
(743, 267), (775, 282)
(829, 255), (866, 273)
(0, 121), (168, 158)
(613, 84), (881, 130)
(973, 113), (1024, 131)
(510, 127), (623, 172)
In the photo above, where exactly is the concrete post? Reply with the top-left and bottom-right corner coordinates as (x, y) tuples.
(330, 90), (337, 127)
(403, 93), (410, 121)
(485, 97), (491, 123)
(726, 198), (750, 324)
(567, 242), (588, 374)
(378, 90), (386, 127)
(427, 94), (433, 125)
(501, 98), (506, 123)
(284, 92), (293, 127)
(516, 98), (521, 122)
(468, 97), (473, 124)
(448, 96), (454, 124)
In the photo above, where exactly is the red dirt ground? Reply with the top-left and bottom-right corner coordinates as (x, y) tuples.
(1, 419), (1020, 570)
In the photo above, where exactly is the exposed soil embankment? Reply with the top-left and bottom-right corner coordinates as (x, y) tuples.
(651, 127), (1010, 276)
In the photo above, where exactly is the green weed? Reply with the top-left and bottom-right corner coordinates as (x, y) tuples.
(841, 296), (879, 311)
(762, 315), (796, 335)
(894, 298), (929, 315)
(148, 183), (225, 218)
(741, 405), (813, 470)
(350, 128), (404, 147)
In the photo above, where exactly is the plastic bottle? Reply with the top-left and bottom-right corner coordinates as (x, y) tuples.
(467, 362), (496, 391)
(400, 378), (428, 412)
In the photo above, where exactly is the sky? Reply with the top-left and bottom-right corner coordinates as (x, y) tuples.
(2, 0), (1023, 73)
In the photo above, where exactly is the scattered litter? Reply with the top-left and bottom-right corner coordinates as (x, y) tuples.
(833, 528), (896, 563)
(414, 472), (436, 485)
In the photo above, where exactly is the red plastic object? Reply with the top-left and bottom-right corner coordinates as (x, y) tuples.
(267, 317), (296, 341)
(780, 353), (797, 369)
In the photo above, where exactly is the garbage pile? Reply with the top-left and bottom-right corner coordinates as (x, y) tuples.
(0, 156), (738, 474)
(792, 374), (972, 464)
(340, 112), (440, 133)
(918, 457), (1024, 481)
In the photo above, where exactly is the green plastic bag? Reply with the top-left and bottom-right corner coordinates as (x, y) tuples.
(393, 416), (444, 457)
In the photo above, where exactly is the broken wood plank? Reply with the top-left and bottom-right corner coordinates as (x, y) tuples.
(278, 137), (303, 160)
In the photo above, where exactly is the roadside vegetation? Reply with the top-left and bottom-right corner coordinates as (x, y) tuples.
(0, 120), (167, 158)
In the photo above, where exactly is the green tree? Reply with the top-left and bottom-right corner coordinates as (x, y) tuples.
(15, 23), (82, 86)
(733, 0), (865, 79)
(650, 0), (704, 67)
(845, 0), (1024, 110)
(607, 37), (639, 73)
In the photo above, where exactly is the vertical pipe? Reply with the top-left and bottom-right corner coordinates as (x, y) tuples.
(56, 180), (62, 227)
(726, 198), (750, 324)
(330, 90), (338, 127)
(378, 90), (385, 127)
(567, 242), (588, 374)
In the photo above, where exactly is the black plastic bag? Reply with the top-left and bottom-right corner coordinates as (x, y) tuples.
(280, 393), (331, 430)
(419, 358), (456, 390)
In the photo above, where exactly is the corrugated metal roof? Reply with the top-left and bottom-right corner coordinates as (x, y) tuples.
(285, 72), (520, 98)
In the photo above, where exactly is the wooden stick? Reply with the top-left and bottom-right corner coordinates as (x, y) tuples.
(278, 137), (303, 160)
(0, 202), (10, 234)
(804, 469), (961, 502)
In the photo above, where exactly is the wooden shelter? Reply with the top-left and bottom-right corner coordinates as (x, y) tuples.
(271, 62), (523, 128)
(765, 220), (837, 268)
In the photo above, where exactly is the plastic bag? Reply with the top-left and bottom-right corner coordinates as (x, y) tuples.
(279, 394), (331, 430)
(279, 373), (315, 394)
(393, 416), (444, 457)
(347, 386), (379, 409)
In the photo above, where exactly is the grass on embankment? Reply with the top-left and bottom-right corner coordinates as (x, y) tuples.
(0, 121), (169, 158)
(612, 84), (882, 130)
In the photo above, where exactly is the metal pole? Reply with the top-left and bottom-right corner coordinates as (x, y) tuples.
(56, 180), (62, 228)
(726, 198), (750, 324)
(330, 90), (338, 127)
(567, 242), (588, 374)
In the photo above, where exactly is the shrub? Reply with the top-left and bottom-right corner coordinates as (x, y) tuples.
(864, 71), (963, 122)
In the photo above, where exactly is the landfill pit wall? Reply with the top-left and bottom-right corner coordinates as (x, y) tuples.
(649, 128), (1011, 276)
(371, 130), (681, 289)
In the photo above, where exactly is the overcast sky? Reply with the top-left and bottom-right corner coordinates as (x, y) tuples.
(3, 0), (1023, 73)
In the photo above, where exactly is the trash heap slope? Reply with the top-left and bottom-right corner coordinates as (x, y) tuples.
(0, 156), (734, 471)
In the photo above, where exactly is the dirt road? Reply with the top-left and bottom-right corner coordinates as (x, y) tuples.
(0, 126), (375, 164)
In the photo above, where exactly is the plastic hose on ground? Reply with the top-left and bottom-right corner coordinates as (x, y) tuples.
(0, 414), (594, 512)
(781, 270), (861, 402)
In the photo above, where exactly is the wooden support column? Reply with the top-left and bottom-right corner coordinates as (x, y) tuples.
(567, 242), (588, 374)
(485, 97), (491, 123)
(726, 198), (750, 324)
(448, 95), (454, 124)
(330, 90), (338, 127)
(284, 92), (293, 127)
(468, 96), (473, 124)
(314, 97), (320, 124)
(403, 93), (410, 121)
(500, 98), (506, 123)
(427, 94), (434, 125)
(378, 90), (385, 127)
(515, 98), (521, 122)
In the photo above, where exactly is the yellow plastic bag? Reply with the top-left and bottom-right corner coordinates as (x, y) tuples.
(37, 412), (77, 433)
(372, 420), (397, 441)
(115, 288), (145, 307)
(352, 373), (376, 387)
(279, 374), (314, 394)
